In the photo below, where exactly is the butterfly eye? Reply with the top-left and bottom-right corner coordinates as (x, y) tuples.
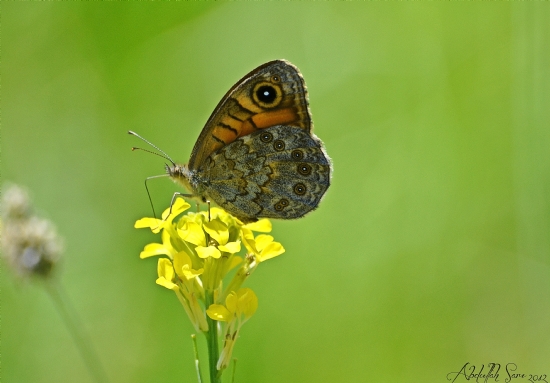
(274, 140), (285, 151)
(293, 183), (307, 195)
(260, 132), (273, 143)
(298, 163), (312, 176)
(252, 82), (283, 108)
(291, 150), (304, 160)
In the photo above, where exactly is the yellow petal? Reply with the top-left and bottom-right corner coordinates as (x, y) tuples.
(240, 227), (257, 254)
(181, 265), (203, 280)
(196, 245), (221, 259)
(209, 207), (227, 218)
(139, 243), (169, 259)
(134, 217), (156, 228)
(254, 234), (274, 252)
(134, 217), (164, 233)
(257, 242), (285, 262)
(161, 198), (191, 221)
(206, 304), (232, 322)
(209, 207), (235, 227)
(203, 218), (229, 245)
(172, 250), (192, 278)
(241, 227), (254, 240)
(160, 229), (177, 257)
(157, 258), (175, 280)
(178, 221), (206, 247)
(218, 240), (241, 254)
(237, 288), (258, 318)
(243, 219), (272, 233)
(155, 277), (179, 291)
(225, 291), (238, 313)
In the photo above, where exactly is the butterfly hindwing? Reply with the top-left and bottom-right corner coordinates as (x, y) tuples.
(199, 125), (331, 222)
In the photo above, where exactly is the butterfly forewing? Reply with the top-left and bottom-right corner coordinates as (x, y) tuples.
(188, 60), (312, 171)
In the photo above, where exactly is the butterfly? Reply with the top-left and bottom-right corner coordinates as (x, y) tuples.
(134, 60), (332, 223)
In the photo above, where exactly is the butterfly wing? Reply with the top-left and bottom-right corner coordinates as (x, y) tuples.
(198, 125), (331, 222)
(188, 60), (312, 171)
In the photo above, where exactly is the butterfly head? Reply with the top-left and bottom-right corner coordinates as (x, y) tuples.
(165, 163), (203, 201)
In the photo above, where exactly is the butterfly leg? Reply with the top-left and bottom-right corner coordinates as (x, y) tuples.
(144, 174), (169, 219)
(194, 200), (211, 222)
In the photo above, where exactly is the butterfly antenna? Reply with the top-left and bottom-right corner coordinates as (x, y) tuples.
(128, 130), (176, 166)
(131, 146), (176, 166)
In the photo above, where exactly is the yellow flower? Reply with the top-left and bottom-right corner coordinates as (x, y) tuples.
(135, 197), (285, 368)
(173, 250), (203, 280)
(178, 220), (206, 247)
(243, 219), (272, 232)
(241, 226), (285, 262)
(206, 288), (258, 323)
(139, 229), (177, 259)
(135, 198), (190, 234)
(206, 288), (258, 370)
(203, 218), (229, 245)
(155, 255), (207, 332)
(156, 258), (178, 290)
(196, 245), (221, 259)
(218, 241), (241, 254)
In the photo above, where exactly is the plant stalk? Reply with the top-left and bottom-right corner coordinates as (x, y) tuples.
(204, 290), (221, 383)
(45, 281), (110, 383)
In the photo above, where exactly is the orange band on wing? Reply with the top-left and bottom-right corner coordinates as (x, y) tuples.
(251, 108), (298, 129)
(209, 107), (300, 151)
(240, 120), (258, 137)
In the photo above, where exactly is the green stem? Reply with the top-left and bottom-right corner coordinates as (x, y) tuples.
(204, 290), (221, 383)
(44, 281), (110, 383)
(191, 334), (203, 383)
(231, 358), (237, 383)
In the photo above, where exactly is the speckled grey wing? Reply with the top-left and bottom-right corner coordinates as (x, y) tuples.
(198, 125), (332, 222)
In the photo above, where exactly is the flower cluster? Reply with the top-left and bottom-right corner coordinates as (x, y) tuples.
(135, 198), (285, 370)
(1, 184), (63, 279)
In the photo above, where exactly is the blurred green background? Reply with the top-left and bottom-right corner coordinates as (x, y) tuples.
(2, 2), (549, 382)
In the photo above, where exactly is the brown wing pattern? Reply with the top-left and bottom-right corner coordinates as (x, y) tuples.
(188, 60), (312, 170)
